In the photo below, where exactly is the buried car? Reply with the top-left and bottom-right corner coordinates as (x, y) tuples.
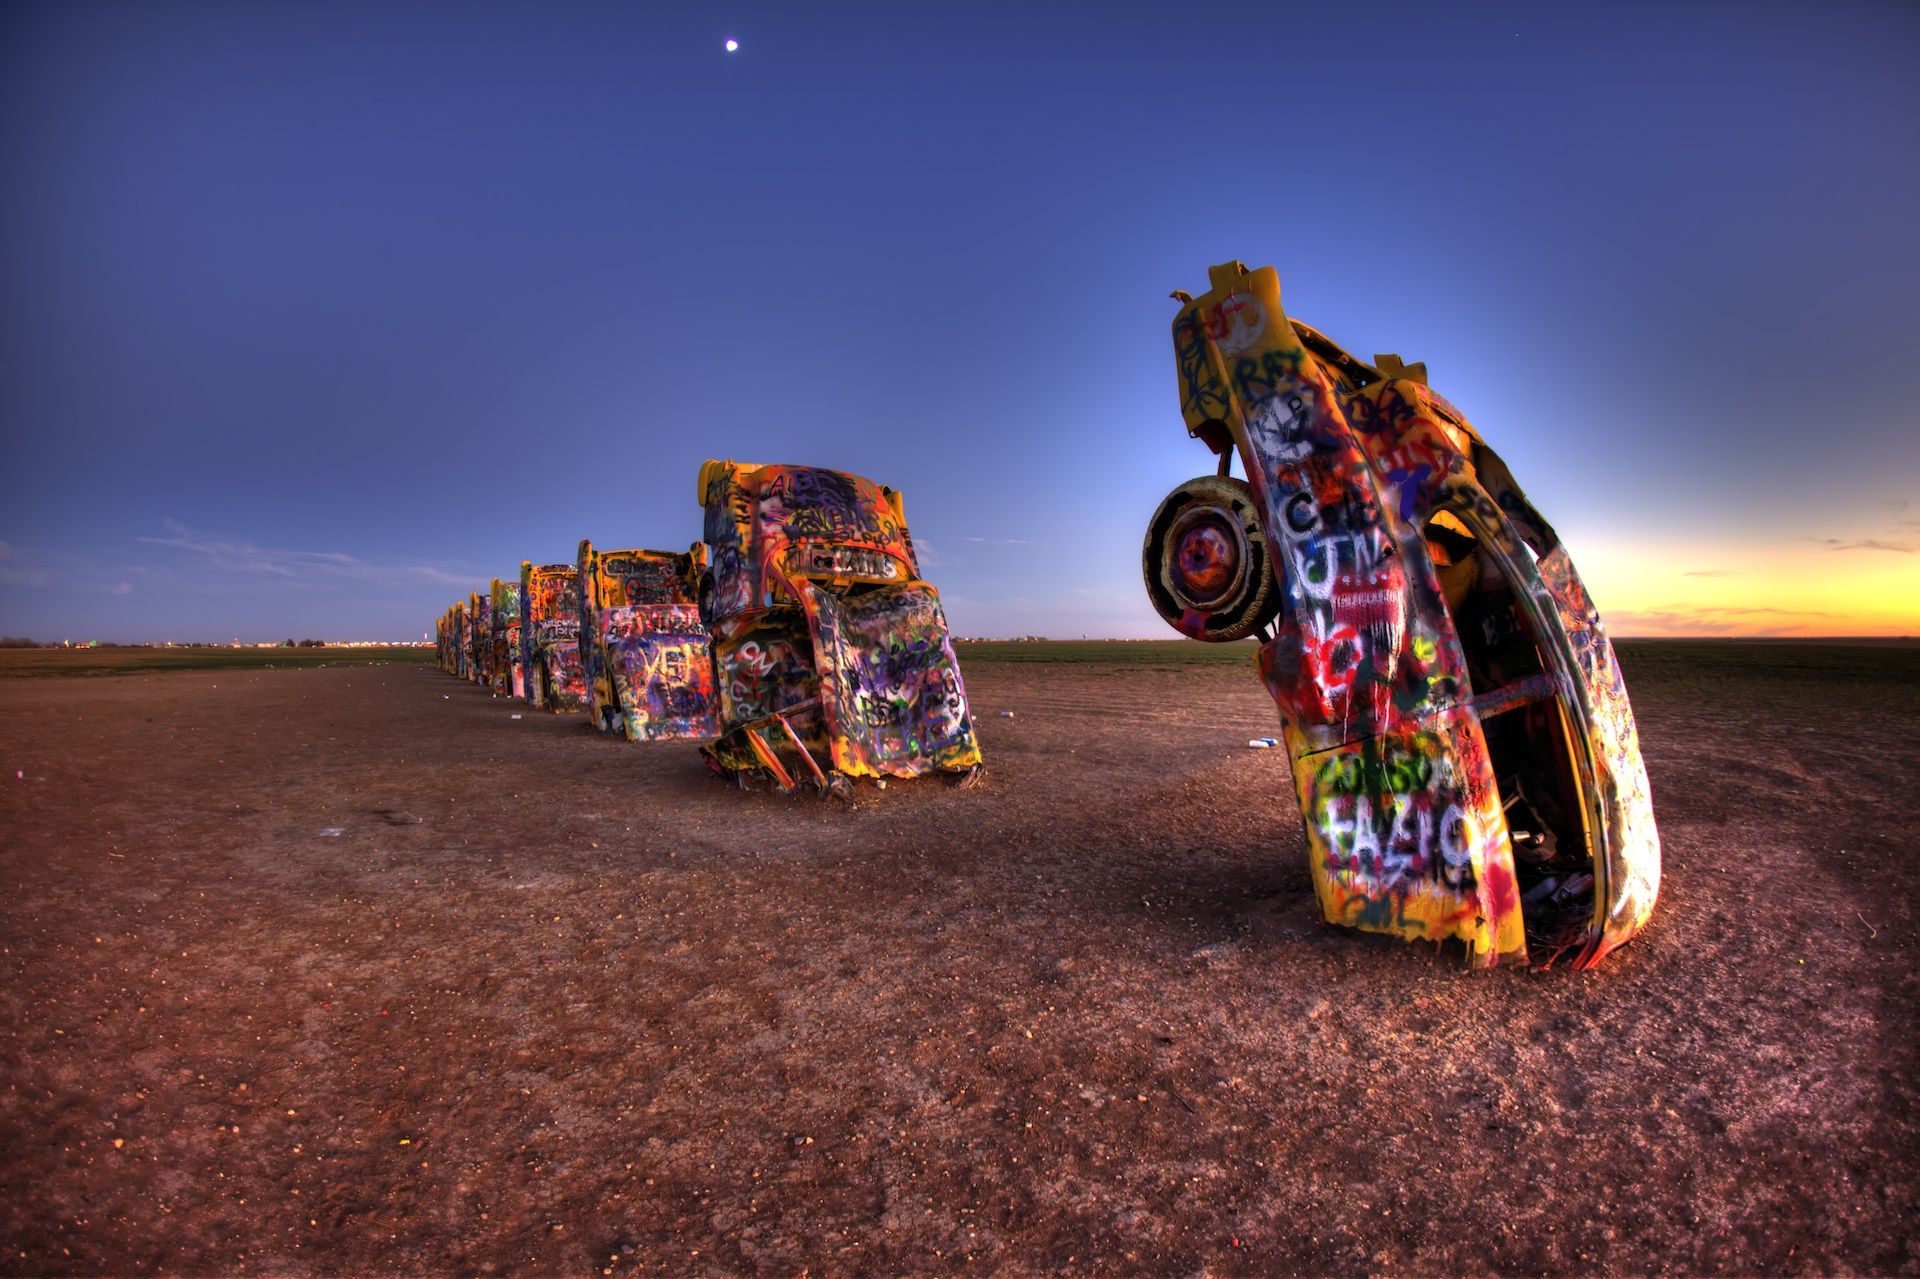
(468, 589), (493, 686)
(696, 459), (981, 790)
(451, 601), (472, 680)
(1145, 261), (1658, 968)
(491, 576), (525, 697)
(519, 560), (587, 712)
(577, 540), (720, 741)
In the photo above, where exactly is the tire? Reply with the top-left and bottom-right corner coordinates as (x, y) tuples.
(696, 572), (716, 629)
(1143, 475), (1282, 642)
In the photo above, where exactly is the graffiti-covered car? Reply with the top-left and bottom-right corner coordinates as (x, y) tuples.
(696, 459), (982, 790)
(577, 540), (720, 741)
(491, 576), (524, 697)
(469, 589), (493, 686)
(452, 601), (472, 680)
(520, 560), (587, 712)
(1146, 261), (1658, 968)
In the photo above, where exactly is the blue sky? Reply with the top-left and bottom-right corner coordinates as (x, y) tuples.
(3, 0), (1916, 641)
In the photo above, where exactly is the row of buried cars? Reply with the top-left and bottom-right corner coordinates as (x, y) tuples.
(434, 458), (984, 795)
(435, 264), (1662, 969)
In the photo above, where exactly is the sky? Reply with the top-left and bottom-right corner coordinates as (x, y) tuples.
(2, 0), (1916, 643)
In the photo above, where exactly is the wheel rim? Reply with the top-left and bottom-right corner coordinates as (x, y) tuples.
(1167, 506), (1247, 610)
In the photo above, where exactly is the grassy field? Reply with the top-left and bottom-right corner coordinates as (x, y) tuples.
(953, 638), (1261, 667)
(954, 636), (1920, 680)
(0, 645), (433, 678)
(1611, 637), (1920, 687)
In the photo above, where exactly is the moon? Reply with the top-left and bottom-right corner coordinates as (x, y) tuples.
(724, 38), (738, 52)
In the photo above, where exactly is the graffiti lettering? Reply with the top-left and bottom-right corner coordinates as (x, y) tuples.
(1202, 292), (1266, 356)
(1174, 312), (1231, 421)
(1232, 348), (1306, 409)
(1245, 390), (1314, 461)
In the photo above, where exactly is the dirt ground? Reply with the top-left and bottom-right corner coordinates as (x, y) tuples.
(2, 644), (1916, 1276)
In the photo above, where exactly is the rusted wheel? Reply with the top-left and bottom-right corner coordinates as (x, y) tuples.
(1143, 475), (1281, 642)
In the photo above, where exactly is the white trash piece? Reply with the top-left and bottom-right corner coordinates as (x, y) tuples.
(1246, 736), (1278, 749)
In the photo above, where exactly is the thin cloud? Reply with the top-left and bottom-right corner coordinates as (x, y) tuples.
(0, 542), (53, 589)
(1682, 569), (1739, 578)
(0, 543), (137, 595)
(1607, 603), (1834, 637)
(1608, 610), (1744, 635)
(962, 536), (1028, 545)
(1709, 605), (1834, 617)
(140, 520), (470, 587)
(1815, 538), (1913, 554)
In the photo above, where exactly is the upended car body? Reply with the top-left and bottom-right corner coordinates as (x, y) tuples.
(576, 540), (721, 741)
(449, 604), (467, 677)
(491, 576), (525, 698)
(468, 589), (493, 687)
(519, 560), (587, 712)
(451, 602), (472, 681)
(696, 459), (982, 788)
(1145, 262), (1658, 968)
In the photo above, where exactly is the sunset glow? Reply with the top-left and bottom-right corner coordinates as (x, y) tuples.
(1577, 536), (1920, 638)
